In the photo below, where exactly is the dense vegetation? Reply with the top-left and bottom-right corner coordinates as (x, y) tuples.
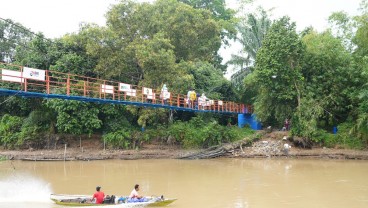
(0, 0), (367, 150)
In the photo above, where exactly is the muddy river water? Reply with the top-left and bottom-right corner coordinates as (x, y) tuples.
(0, 159), (367, 208)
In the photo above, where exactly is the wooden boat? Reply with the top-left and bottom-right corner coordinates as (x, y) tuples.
(21, 158), (75, 161)
(50, 194), (177, 207)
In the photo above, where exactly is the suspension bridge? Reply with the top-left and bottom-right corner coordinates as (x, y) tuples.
(0, 62), (261, 129)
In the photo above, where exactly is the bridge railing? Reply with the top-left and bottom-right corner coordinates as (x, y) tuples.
(0, 62), (253, 114)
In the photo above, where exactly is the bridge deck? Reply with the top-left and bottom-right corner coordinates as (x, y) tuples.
(0, 62), (253, 114)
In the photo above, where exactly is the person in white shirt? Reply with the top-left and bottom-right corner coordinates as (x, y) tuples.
(283, 143), (291, 155)
(199, 93), (207, 110)
(160, 84), (169, 105)
(129, 184), (143, 199)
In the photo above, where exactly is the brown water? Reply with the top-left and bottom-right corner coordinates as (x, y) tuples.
(0, 159), (368, 208)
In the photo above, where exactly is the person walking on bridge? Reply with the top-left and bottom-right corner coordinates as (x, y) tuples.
(188, 88), (197, 108)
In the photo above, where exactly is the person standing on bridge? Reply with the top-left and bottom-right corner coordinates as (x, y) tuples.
(160, 84), (169, 105)
(199, 93), (208, 110)
(188, 88), (197, 108)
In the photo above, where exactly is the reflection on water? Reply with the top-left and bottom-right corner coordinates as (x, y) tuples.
(0, 159), (368, 208)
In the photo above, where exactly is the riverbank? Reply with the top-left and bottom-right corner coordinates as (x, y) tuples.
(2, 144), (368, 161)
(1, 131), (368, 161)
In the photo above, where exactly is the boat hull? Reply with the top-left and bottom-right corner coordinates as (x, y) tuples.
(50, 194), (176, 207)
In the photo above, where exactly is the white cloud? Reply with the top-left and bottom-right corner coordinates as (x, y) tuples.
(1, 0), (117, 38)
(255, 0), (361, 31)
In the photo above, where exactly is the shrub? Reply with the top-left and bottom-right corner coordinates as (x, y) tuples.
(103, 129), (131, 149)
(335, 122), (365, 149)
(166, 117), (255, 148)
(313, 123), (365, 149)
(0, 114), (23, 149)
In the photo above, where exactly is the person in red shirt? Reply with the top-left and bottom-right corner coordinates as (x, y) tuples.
(92, 186), (105, 204)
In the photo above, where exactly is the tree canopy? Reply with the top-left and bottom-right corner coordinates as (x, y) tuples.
(1, 0), (368, 150)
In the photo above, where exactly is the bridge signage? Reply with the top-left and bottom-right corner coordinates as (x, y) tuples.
(101, 84), (114, 94)
(1, 69), (23, 83)
(119, 83), (131, 92)
(143, 87), (153, 95)
(23, 67), (45, 81)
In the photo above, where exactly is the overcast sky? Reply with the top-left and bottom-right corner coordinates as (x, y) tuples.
(1, 0), (362, 76)
(1, 0), (361, 38)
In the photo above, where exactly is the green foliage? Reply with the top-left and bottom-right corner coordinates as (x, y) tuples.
(0, 114), (23, 148)
(302, 30), (357, 125)
(45, 99), (102, 135)
(0, 19), (33, 62)
(0, 108), (56, 149)
(240, 68), (257, 104)
(23, 109), (56, 132)
(103, 129), (131, 149)
(336, 122), (366, 149)
(2, 0), (368, 151)
(191, 61), (237, 100)
(254, 16), (304, 125)
(166, 116), (254, 148)
(15, 34), (56, 69)
(99, 104), (132, 133)
(16, 125), (42, 148)
(350, 80), (368, 144)
(312, 123), (365, 149)
(328, 11), (356, 51)
(178, 0), (237, 45)
(229, 7), (271, 68)
(137, 109), (168, 128)
(135, 33), (177, 88)
(0, 96), (35, 117)
(290, 95), (324, 140)
(89, 0), (223, 86)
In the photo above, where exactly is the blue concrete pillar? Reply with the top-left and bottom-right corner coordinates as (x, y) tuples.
(238, 114), (246, 128)
(251, 114), (262, 130)
(238, 114), (262, 130)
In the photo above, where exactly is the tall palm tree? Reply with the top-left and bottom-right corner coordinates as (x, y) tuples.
(228, 8), (271, 69)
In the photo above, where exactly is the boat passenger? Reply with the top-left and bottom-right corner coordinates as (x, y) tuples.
(129, 184), (143, 199)
(92, 186), (105, 204)
(128, 184), (149, 202)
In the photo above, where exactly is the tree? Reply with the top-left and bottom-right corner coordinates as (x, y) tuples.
(191, 61), (237, 100)
(254, 16), (304, 125)
(15, 34), (55, 69)
(228, 7), (271, 70)
(328, 11), (356, 52)
(301, 30), (357, 127)
(178, 0), (237, 44)
(48, 34), (98, 77)
(349, 0), (368, 143)
(229, 7), (271, 106)
(91, 0), (222, 84)
(135, 33), (177, 88)
(0, 18), (33, 63)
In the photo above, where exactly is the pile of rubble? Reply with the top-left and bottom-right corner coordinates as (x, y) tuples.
(250, 140), (284, 156)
